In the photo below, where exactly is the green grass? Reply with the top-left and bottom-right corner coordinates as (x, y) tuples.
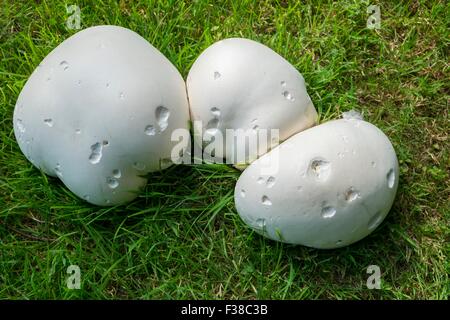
(0, 0), (449, 299)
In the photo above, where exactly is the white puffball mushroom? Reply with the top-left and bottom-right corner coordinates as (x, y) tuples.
(234, 118), (399, 249)
(186, 38), (318, 163)
(13, 25), (190, 206)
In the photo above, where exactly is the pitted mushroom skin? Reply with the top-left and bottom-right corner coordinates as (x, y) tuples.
(13, 25), (190, 206)
(234, 119), (399, 249)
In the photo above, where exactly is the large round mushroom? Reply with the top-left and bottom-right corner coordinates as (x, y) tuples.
(13, 25), (190, 206)
(234, 118), (399, 249)
(187, 38), (318, 164)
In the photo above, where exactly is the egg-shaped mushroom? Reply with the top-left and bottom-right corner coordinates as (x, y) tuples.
(186, 38), (318, 164)
(234, 118), (399, 249)
(13, 25), (190, 206)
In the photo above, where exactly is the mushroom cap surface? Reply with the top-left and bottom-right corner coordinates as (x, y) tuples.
(13, 25), (190, 206)
(234, 118), (399, 249)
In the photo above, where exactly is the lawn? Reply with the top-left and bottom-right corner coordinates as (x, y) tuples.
(0, 0), (448, 299)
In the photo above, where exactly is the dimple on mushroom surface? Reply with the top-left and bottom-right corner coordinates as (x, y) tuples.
(13, 25), (190, 206)
(186, 38), (318, 163)
(234, 119), (399, 249)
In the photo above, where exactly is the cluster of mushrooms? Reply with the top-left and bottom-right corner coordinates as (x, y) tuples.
(13, 26), (399, 249)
